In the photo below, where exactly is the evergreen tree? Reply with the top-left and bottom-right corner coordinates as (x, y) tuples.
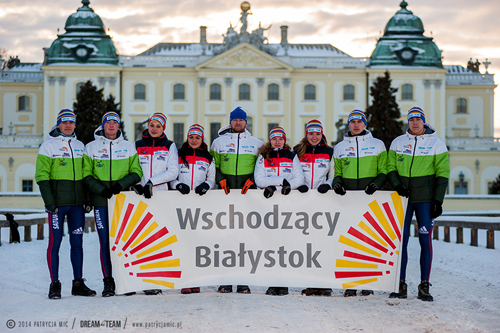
(365, 71), (404, 149)
(73, 81), (125, 143)
(489, 174), (500, 194)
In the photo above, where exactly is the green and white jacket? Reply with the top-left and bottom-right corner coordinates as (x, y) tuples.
(210, 125), (263, 189)
(333, 130), (387, 190)
(388, 125), (450, 203)
(35, 126), (86, 207)
(83, 127), (142, 207)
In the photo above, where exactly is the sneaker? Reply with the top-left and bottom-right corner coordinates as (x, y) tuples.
(218, 285), (233, 293)
(102, 277), (116, 297)
(72, 278), (96, 297)
(301, 288), (331, 296)
(389, 280), (407, 299)
(265, 287), (280, 296)
(144, 289), (162, 295)
(417, 281), (433, 302)
(344, 289), (357, 297)
(236, 285), (251, 294)
(190, 287), (200, 293)
(361, 290), (374, 296)
(181, 288), (192, 294)
(48, 280), (61, 299)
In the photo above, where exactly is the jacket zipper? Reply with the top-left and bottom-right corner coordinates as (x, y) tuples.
(191, 149), (195, 189)
(356, 137), (359, 189)
(311, 147), (315, 189)
(235, 133), (240, 178)
(150, 139), (155, 180)
(68, 139), (76, 205)
(109, 141), (113, 183)
(408, 137), (418, 188)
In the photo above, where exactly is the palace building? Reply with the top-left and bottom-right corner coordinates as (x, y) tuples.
(0, 0), (498, 206)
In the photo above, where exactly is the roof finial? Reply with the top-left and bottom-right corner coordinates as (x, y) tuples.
(82, 0), (90, 7)
(400, 1), (408, 9)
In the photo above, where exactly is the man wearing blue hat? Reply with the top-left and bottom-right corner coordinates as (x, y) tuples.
(36, 109), (96, 299)
(387, 107), (450, 302)
(83, 111), (143, 297)
(210, 106), (263, 294)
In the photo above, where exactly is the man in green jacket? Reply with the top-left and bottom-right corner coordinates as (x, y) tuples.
(333, 110), (388, 297)
(387, 107), (449, 302)
(209, 107), (263, 294)
(83, 112), (142, 297)
(35, 109), (96, 299)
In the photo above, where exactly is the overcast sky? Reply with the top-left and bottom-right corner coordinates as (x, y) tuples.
(1, 0), (499, 134)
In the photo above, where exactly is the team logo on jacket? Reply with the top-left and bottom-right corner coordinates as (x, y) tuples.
(227, 148), (235, 153)
(402, 144), (412, 154)
(282, 168), (292, 173)
(318, 163), (327, 169)
(101, 154), (109, 159)
(227, 143), (235, 148)
(99, 149), (108, 154)
(59, 147), (68, 152)
(157, 155), (166, 161)
(198, 165), (206, 172)
(348, 147), (354, 151)
(62, 152), (70, 158)
(347, 152), (355, 157)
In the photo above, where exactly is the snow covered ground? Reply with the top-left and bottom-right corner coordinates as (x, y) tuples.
(0, 222), (499, 332)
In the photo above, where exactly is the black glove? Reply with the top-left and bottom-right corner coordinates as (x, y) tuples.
(195, 182), (210, 196)
(45, 204), (58, 214)
(431, 200), (443, 219)
(333, 182), (346, 196)
(281, 179), (291, 195)
(263, 186), (276, 199)
(111, 183), (123, 195)
(395, 184), (410, 198)
(144, 181), (154, 199)
(297, 185), (309, 193)
(317, 184), (331, 194)
(84, 202), (93, 214)
(365, 183), (379, 195)
(101, 188), (113, 199)
(176, 183), (190, 195)
(132, 184), (144, 195)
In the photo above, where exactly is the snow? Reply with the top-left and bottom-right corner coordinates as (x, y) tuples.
(1, 222), (499, 332)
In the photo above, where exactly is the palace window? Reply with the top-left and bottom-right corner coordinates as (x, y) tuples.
(210, 83), (222, 100)
(401, 84), (413, 100)
(267, 83), (279, 100)
(22, 179), (33, 192)
(18, 96), (30, 111)
(173, 83), (185, 100)
(456, 98), (467, 114)
(343, 84), (355, 101)
(239, 83), (251, 100)
(304, 84), (316, 101)
(173, 123), (184, 148)
(134, 83), (146, 100)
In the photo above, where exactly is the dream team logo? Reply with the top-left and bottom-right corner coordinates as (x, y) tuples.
(334, 192), (404, 289)
(110, 194), (181, 289)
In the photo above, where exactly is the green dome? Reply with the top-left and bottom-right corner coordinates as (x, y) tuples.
(46, 0), (118, 65)
(370, 1), (442, 68)
(64, 0), (105, 32)
(383, 1), (424, 35)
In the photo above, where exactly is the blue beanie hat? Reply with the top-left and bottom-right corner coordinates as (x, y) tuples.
(102, 111), (121, 128)
(56, 109), (76, 126)
(348, 110), (367, 126)
(230, 107), (247, 123)
(407, 107), (425, 123)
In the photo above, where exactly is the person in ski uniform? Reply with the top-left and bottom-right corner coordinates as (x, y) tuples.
(293, 119), (335, 297)
(254, 126), (304, 296)
(134, 112), (179, 200)
(171, 124), (215, 295)
(333, 109), (387, 297)
(83, 112), (142, 297)
(387, 107), (450, 302)
(210, 106), (263, 294)
(132, 112), (178, 296)
(35, 109), (96, 299)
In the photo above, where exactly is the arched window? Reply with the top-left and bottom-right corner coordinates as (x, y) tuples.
(76, 82), (85, 96)
(304, 84), (316, 101)
(210, 83), (221, 100)
(456, 98), (467, 114)
(173, 83), (185, 100)
(239, 83), (251, 100)
(401, 84), (413, 100)
(18, 96), (30, 111)
(134, 83), (146, 100)
(267, 83), (279, 100)
(343, 84), (355, 100)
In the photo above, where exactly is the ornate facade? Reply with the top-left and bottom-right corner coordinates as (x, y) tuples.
(0, 1), (498, 204)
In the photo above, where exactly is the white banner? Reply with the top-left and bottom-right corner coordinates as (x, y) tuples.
(108, 190), (407, 294)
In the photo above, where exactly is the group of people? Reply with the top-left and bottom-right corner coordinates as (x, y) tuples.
(35, 105), (449, 302)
